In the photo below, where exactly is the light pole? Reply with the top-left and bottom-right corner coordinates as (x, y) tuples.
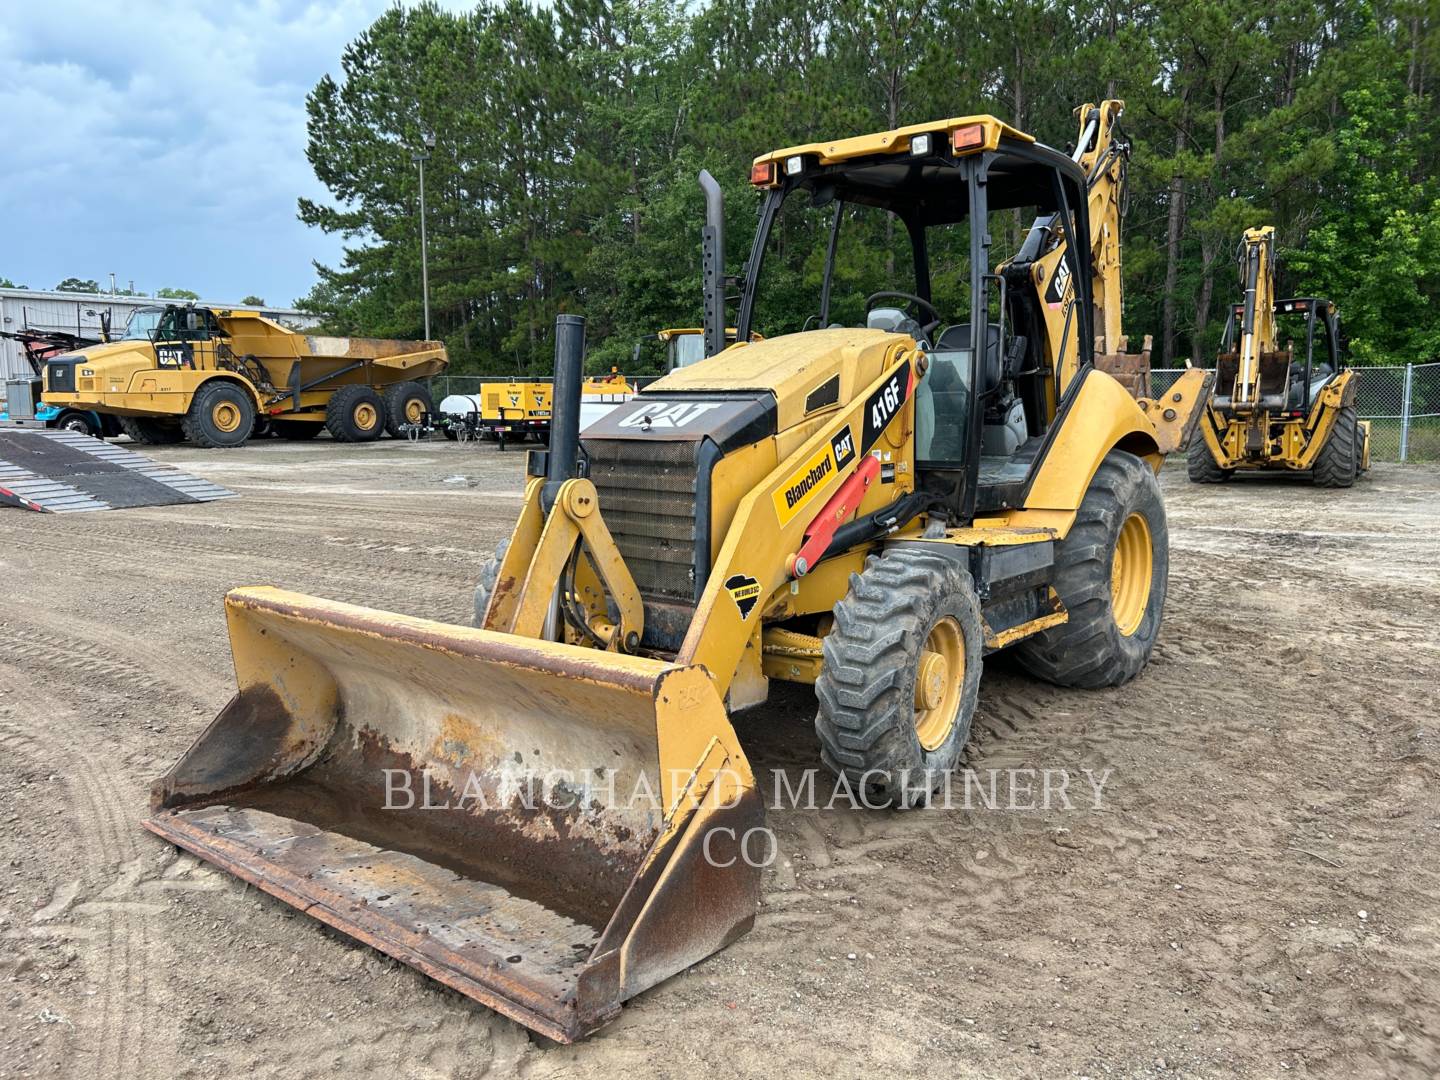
(412, 132), (436, 340)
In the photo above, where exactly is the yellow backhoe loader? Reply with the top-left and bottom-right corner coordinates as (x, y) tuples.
(1189, 226), (1370, 485)
(144, 101), (1209, 1041)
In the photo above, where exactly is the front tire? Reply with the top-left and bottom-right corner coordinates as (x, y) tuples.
(1186, 430), (1232, 483)
(325, 385), (386, 442)
(382, 381), (435, 438)
(182, 381), (255, 448)
(472, 537), (511, 627)
(1015, 450), (1169, 688)
(814, 548), (983, 808)
(1312, 406), (1358, 488)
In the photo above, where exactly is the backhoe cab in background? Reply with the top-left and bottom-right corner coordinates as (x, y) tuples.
(632, 326), (753, 372)
(42, 303), (446, 448)
(145, 100), (1209, 1042)
(1189, 226), (1369, 486)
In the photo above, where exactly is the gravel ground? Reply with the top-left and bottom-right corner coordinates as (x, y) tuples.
(0, 436), (1436, 1079)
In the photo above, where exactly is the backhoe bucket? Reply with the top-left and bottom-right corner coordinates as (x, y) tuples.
(143, 587), (761, 1042)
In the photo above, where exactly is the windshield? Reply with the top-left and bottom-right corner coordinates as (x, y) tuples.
(122, 308), (163, 341)
(668, 332), (706, 369)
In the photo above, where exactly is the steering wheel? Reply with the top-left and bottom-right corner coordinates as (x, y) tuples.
(865, 291), (942, 338)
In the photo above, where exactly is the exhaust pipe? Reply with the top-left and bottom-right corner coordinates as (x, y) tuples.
(544, 314), (585, 512)
(699, 170), (725, 359)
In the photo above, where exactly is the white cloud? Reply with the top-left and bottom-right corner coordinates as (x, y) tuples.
(0, 1), (471, 305)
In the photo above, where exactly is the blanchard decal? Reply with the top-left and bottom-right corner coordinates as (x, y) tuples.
(772, 443), (836, 526)
(508, 393), (521, 406)
(725, 574), (762, 619)
(156, 343), (194, 369)
(615, 400), (724, 431)
(830, 425), (856, 471)
(861, 365), (910, 452)
(1044, 256), (1072, 307)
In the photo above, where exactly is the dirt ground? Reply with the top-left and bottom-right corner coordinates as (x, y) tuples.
(0, 436), (1436, 1080)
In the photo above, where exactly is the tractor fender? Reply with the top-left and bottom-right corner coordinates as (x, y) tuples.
(1021, 368), (1163, 515)
(192, 372), (266, 412)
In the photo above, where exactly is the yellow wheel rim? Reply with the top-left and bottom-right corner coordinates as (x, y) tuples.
(212, 401), (243, 433)
(1110, 512), (1153, 637)
(354, 402), (377, 429)
(913, 616), (964, 752)
(405, 398), (424, 423)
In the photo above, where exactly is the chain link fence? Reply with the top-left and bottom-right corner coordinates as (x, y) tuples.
(1151, 362), (1440, 463)
(429, 374), (662, 400)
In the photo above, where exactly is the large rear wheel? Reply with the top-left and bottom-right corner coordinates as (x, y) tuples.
(1312, 405), (1358, 488)
(814, 548), (983, 808)
(382, 381), (435, 438)
(325, 385), (386, 443)
(1014, 450), (1168, 688)
(1186, 430), (1232, 483)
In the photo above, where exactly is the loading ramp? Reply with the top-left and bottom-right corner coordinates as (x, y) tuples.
(0, 429), (235, 513)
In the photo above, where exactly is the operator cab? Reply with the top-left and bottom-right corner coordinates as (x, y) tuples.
(730, 118), (1094, 519)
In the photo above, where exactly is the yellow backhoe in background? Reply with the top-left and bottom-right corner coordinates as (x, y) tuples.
(1189, 226), (1369, 485)
(145, 101), (1209, 1041)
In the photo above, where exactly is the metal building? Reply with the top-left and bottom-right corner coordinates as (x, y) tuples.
(0, 288), (321, 380)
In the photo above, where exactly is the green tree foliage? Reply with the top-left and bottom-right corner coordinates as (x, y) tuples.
(0, 278), (27, 289)
(298, 0), (1440, 372)
(156, 287), (200, 300)
(241, 295), (266, 306)
(55, 278), (100, 293)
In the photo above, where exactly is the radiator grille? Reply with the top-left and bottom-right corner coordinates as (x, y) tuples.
(46, 359), (78, 394)
(585, 438), (698, 601)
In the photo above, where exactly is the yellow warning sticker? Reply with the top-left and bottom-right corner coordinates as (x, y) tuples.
(772, 443), (836, 527)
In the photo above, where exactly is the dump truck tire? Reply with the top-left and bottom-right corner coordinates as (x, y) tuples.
(382, 381), (435, 438)
(471, 537), (511, 627)
(1186, 432), (1231, 483)
(272, 420), (323, 440)
(1015, 450), (1168, 689)
(325, 385), (386, 442)
(183, 381), (256, 449)
(1312, 405), (1358, 488)
(814, 547), (983, 808)
(118, 416), (185, 445)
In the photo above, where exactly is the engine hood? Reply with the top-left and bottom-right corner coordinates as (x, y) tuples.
(646, 327), (912, 431)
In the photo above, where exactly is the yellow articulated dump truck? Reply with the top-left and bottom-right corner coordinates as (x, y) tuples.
(1189, 227), (1368, 486)
(145, 102), (1209, 1041)
(41, 304), (447, 448)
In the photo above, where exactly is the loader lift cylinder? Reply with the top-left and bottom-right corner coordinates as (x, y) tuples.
(544, 314), (586, 512)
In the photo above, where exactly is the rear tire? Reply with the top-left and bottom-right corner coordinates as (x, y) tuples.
(272, 419), (323, 440)
(1014, 450), (1168, 688)
(118, 416), (184, 445)
(1312, 406), (1357, 488)
(182, 381), (255, 448)
(814, 548), (983, 808)
(382, 381), (435, 438)
(325, 385), (386, 442)
(1186, 431), (1232, 483)
(472, 538), (511, 627)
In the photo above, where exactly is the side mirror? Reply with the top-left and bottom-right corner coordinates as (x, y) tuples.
(631, 342), (642, 365)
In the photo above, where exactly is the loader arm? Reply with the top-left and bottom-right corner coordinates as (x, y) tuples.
(1232, 226), (1278, 411)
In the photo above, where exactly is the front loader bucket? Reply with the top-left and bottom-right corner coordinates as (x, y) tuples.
(143, 588), (761, 1042)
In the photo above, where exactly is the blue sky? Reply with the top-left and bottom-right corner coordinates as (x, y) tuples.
(0, 1), (469, 307)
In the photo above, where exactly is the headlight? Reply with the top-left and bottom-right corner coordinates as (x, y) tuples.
(785, 155), (804, 176)
(910, 133), (932, 156)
